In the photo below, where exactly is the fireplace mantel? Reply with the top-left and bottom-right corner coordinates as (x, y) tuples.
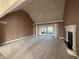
(65, 24), (77, 56)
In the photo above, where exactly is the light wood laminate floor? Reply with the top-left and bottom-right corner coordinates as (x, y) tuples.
(0, 36), (77, 59)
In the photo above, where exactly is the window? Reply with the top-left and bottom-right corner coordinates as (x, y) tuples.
(37, 24), (57, 36)
(40, 26), (53, 35)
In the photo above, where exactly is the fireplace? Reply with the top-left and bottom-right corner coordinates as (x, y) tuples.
(65, 25), (77, 56)
(67, 32), (73, 50)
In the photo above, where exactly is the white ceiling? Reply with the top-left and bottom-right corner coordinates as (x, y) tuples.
(12, 0), (65, 23)
(0, 0), (26, 18)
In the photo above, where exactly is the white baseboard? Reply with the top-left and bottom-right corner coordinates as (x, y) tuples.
(2, 35), (33, 45)
(59, 37), (64, 40)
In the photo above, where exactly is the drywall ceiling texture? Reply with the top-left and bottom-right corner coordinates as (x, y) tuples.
(0, 0), (26, 18)
(12, 0), (65, 23)
(0, 0), (17, 15)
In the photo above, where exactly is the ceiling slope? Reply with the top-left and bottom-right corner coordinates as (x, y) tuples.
(0, 0), (26, 18)
(12, 0), (65, 24)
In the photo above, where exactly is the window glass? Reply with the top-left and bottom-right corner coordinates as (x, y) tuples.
(38, 24), (56, 36)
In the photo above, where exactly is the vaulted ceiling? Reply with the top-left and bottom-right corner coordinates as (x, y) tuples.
(12, 0), (65, 23)
(0, 0), (65, 24)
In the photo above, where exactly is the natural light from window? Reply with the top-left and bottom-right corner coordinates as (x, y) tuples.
(37, 24), (58, 37)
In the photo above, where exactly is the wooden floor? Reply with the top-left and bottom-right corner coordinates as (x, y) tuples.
(0, 36), (77, 59)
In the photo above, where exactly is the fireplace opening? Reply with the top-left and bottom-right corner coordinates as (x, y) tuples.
(67, 32), (73, 50)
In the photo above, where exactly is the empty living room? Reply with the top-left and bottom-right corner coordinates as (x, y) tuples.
(0, 0), (79, 59)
